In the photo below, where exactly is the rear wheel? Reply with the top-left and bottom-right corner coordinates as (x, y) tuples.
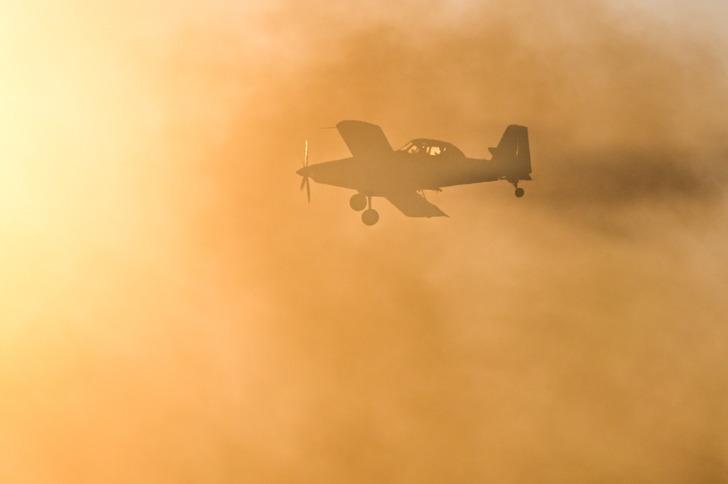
(362, 209), (379, 226)
(515, 187), (525, 198)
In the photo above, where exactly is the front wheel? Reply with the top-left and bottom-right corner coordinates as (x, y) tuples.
(349, 193), (367, 211)
(361, 209), (379, 226)
(515, 187), (525, 198)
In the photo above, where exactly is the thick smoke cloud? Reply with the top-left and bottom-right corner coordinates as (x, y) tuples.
(1, 1), (727, 483)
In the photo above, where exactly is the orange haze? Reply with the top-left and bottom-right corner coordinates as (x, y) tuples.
(1, 1), (727, 482)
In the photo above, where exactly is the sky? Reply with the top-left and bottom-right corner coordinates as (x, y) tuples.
(1, 1), (727, 483)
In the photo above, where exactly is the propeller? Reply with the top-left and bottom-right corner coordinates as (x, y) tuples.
(299, 140), (311, 203)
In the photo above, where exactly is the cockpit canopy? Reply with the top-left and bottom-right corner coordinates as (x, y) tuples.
(398, 139), (464, 158)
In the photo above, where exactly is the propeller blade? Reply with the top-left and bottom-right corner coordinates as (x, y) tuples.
(298, 140), (311, 203)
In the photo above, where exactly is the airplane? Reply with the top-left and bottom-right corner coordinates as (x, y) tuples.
(296, 120), (532, 225)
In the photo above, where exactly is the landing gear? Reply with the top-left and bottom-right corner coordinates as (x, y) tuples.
(349, 193), (367, 211)
(510, 180), (525, 198)
(362, 209), (379, 226)
(361, 196), (379, 225)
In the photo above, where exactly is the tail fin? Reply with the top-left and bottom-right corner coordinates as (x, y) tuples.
(489, 125), (531, 180)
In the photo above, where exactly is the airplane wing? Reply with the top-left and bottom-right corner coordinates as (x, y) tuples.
(385, 192), (448, 218)
(336, 120), (392, 159)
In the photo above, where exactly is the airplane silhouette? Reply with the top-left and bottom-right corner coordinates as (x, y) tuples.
(297, 121), (532, 225)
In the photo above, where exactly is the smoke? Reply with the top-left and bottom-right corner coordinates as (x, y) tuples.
(1, 0), (727, 483)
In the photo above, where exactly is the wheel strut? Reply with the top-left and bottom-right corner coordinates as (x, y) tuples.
(511, 181), (525, 198)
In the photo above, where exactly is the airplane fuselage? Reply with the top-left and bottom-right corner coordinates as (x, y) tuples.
(301, 152), (515, 196)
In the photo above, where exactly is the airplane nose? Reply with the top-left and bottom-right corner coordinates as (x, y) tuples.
(296, 167), (308, 176)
